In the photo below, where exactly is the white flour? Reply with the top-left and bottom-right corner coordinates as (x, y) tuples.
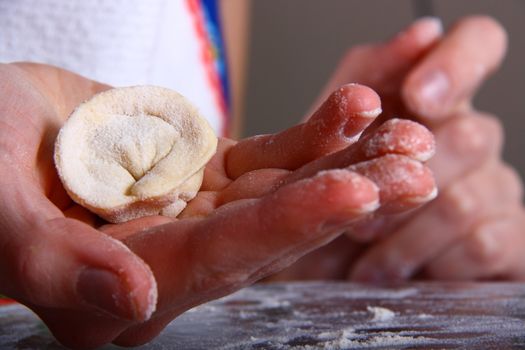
(367, 306), (396, 322)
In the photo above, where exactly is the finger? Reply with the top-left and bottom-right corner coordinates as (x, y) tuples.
(1, 216), (157, 323)
(123, 169), (380, 312)
(349, 161), (522, 282)
(109, 170), (380, 346)
(211, 154), (437, 263)
(218, 168), (290, 204)
(201, 138), (236, 191)
(350, 111), (502, 241)
(358, 118), (435, 162)
(348, 154), (437, 214)
(315, 17), (443, 106)
(285, 153), (437, 219)
(0, 171), (158, 322)
(117, 157), (433, 345)
(423, 210), (525, 280)
(114, 232), (350, 347)
(403, 16), (507, 122)
(285, 118), (435, 184)
(226, 84), (381, 179)
(179, 191), (221, 218)
(217, 119), (435, 207)
(117, 155), (435, 345)
(208, 112), (437, 207)
(427, 111), (503, 187)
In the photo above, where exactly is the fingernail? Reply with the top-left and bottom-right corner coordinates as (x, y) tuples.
(406, 186), (439, 204)
(320, 198), (380, 232)
(343, 107), (382, 140)
(413, 17), (444, 44)
(77, 268), (136, 320)
(413, 69), (451, 118)
(355, 198), (381, 214)
(343, 129), (363, 143)
(319, 202), (380, 233)
(473, 221), (505, 259)
(356, 107), (383, 119)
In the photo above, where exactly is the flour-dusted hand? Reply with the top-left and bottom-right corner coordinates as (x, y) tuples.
(0, 63), (157, 348)
(101, 84), (437, 346)
(350, 16), (525, 282)
(269, 16), (525, 283)
(346, 16), (525, 281)
(0, 63), (436, 348)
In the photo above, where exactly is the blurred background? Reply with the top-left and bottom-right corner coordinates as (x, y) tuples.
(244, 0), (525, 179)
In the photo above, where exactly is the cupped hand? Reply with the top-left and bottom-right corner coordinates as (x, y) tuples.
(0, 63), (435, 348)
(271, 16), (525, 283)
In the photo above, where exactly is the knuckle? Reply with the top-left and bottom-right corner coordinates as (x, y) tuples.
(496, 163), (524, 203)
(441, 117), (489, 157)
(464, 225), (504, 266)
(438, 181), (478, 223)
(12, 239), (47, 302)
(476, 113), (504, 154)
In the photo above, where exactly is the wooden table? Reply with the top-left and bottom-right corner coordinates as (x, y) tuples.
(1, 282), (525, 349)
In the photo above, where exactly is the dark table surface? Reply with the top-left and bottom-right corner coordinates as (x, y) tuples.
(1, 282), (525, 349)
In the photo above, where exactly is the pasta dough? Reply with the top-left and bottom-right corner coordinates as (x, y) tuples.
(54, 86), (217, 223)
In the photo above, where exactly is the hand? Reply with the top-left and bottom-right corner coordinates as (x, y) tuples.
(270, 16), (525, 282)
(350, 16), (525, 282)
(0, 63), (436, 347)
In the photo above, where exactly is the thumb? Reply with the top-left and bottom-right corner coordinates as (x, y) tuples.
(2, 217), (157, 322)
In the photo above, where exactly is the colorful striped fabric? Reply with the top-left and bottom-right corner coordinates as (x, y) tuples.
(186, 0), (231, 136)
(202, 0), (230, 113)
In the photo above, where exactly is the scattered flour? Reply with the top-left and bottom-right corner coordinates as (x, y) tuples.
(257, 297), (291, 309)
(328, 332), (431, 349)
(338, 287), (418, 299)
(294, 327), (431, 349)
(367, 306), (396, 322)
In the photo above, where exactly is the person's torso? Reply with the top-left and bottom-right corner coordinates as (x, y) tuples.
(0, 0), (230, 136)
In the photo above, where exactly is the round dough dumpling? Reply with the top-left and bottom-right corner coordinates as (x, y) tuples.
(54, 86), (218, 223)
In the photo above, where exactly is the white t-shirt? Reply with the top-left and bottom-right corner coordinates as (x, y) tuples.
(0, 0), (229, 136)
